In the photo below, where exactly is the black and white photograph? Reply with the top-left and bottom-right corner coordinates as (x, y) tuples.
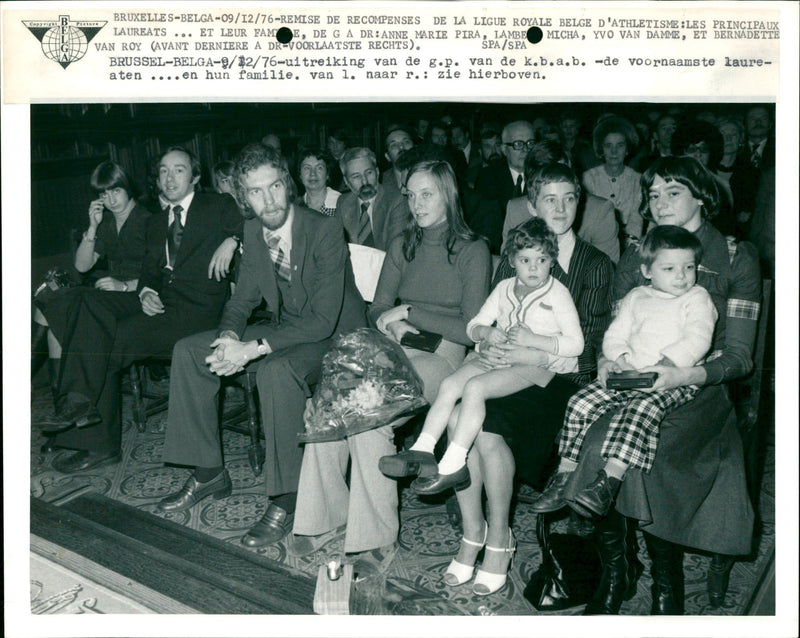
(3, 2), (798, 637)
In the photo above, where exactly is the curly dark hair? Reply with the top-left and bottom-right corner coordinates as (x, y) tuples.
(504, 216), (559, 263)
(233, 143), (297, 215)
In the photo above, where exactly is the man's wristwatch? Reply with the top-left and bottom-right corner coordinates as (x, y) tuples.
(256, 339), (269, 356)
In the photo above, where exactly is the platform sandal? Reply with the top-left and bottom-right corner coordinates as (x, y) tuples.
(443, 523), (488, 586)
(472, 528), (516, 596)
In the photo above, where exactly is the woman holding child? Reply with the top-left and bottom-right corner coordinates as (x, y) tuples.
(292, 160), (490, 556)
(382, 162), (614, 595)
(552, 156), (761, 614)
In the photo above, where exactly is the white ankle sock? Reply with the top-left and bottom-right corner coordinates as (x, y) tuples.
(409, 433), (437, 454)
(557, 457), (578, 473)
(603, 458), (628, 481)
(437, 443), (469, 475)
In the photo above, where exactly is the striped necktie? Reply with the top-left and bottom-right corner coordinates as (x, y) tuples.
(357, 201), (372, 244)
(749, 143), (762, 168)
(266, 233), (291, 282)
(167, 204), (184, 269)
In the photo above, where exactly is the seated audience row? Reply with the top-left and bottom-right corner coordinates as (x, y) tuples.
(33, 133), (762, 617)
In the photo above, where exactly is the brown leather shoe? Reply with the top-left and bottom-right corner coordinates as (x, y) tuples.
(242, 503), (294, 547)
(157, 470), (232, 513)
(530, 471), (573, 513)
(572, 470), (622, 519)
(52, 449), (120, 474)
(379, 450), (437, 478)
(411, 465), (470, 495)
(40, 399), (102, 434)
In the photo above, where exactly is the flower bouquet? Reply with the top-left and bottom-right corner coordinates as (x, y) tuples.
(299, 328), (428, 443)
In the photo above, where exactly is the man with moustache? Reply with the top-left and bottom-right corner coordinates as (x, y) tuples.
(381, 124), (415, 195)
(43, 147), (242, 473)
(335, 147), (408, 251)
(158, 144), (366, 548)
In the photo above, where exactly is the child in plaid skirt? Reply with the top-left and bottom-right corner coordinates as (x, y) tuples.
(533, 225), (717, 518)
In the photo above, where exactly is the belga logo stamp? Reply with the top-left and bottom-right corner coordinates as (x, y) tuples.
(22, 15), (107, 69)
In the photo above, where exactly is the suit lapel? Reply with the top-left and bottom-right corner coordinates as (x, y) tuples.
(290, 206), (307, 281)
(154, 210), (170, 269)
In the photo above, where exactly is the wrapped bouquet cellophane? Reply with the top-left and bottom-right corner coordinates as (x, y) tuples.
(299, 328), (427, 443)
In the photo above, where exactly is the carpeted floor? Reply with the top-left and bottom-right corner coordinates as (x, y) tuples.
(30, 379), (775, 616)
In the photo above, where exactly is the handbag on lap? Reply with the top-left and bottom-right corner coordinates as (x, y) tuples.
(523, 513), (602, 611)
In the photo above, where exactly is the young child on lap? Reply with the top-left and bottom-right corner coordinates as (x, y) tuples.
(533, 225), (718, 518)
(380, 217), (584, 494)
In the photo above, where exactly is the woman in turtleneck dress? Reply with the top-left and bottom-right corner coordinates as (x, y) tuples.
(290, 160), (490, 557)
(370, 159), (492, 402)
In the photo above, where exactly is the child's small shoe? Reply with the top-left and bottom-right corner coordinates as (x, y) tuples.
(411, 465), (470, 495)
(378, 450), (437, 478)
(571, 470), (622, 519)
(530, 471), (572, 513)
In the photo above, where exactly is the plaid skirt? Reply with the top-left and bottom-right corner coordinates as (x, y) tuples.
(562, 384), (754, 555)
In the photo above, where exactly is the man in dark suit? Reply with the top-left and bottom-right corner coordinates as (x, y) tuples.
(335, 147), (408, 250)
(158, 144), (367, 548)
(475, 120), (536, 217)
(451, 119), (483, 189)
(380, 124), (415, 196)
(43, 147), (243, 473)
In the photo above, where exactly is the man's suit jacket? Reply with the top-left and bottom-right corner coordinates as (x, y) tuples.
(475, 159), (520, 216)
(464, 145), (484, 188)
(138, 192), (243, 319)
(218, 205), (366, 352)
(335, 183), (408, 251)
(502, 194), (620, 263)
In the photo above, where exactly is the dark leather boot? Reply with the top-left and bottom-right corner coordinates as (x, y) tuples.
(32, 322), (49, 380)
(644, 532), (685, 615)
(624, 521), (644, 600)
(583, 509), (628, 615)
(707, 553), (735, 608)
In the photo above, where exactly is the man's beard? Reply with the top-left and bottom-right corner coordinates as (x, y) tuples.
(358, 183), (377, 200)
(258, 205), (289, 230)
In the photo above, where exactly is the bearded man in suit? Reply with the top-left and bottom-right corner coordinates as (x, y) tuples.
(42, 147), (242, 473)
(158, 144), (367, 548)
(335, 147), (408, 250)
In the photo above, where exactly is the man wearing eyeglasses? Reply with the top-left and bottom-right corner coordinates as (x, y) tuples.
(475, 120), (536, 219)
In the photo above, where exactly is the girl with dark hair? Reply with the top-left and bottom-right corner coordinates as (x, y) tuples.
(32, 161), (151, 394)
(369, 160), (491, 404)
